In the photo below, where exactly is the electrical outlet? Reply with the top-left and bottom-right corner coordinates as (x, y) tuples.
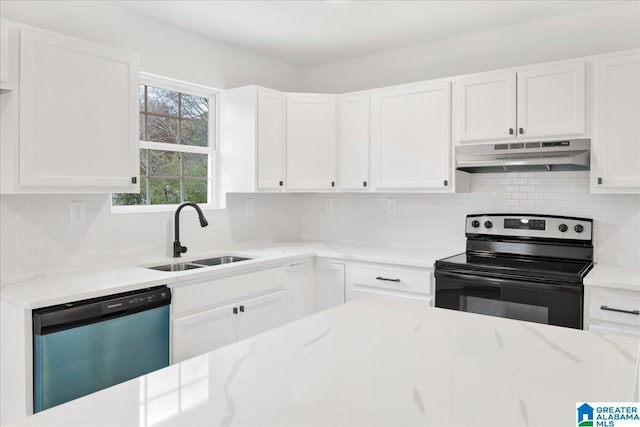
(245, 199), (254, 216)
(70, 201), (86, 225)
(325, 198), (334, 214)
(387, 199), (397, 215)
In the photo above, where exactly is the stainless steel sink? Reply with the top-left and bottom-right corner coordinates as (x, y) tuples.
(191, 256), (252, 266)
(147, 255), (252, 271)
(148, 263), (203, 272)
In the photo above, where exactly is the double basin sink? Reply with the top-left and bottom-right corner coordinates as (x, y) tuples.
(148, 256), (252, 272)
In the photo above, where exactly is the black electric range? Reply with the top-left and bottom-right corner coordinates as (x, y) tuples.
(434, 214), (594, 329)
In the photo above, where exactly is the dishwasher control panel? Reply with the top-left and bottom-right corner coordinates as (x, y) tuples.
(100, 287), (171, 315)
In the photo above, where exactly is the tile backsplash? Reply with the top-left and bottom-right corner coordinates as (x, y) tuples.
(300, 171), (640, 267)
(1, 171), (638, 286)
(0, 193), (301, 286)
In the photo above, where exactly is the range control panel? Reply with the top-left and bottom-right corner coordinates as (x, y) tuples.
(466, 214), (592, 241)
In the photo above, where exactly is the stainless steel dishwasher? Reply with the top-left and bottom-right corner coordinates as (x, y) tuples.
(32, 285), (171, 413)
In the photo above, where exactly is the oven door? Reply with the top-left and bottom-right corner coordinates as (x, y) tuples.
(434, 270), (583, 329)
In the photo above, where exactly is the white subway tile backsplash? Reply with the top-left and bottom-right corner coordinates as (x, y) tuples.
(300, 172), (639, 267)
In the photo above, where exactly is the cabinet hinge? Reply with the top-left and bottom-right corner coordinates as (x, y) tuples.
(131, 177), (137, 184)
(597, 177), (602, 185)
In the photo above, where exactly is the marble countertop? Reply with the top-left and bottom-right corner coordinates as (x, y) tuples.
(11, 298), (640, 427)
(1, 241), (451, 309)
(584, 263), (640, 292)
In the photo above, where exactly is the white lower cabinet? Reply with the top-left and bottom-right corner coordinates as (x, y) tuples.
(346, 262), (433, 305)
(171, 267), (288, 363)
(237, 291), (288, 340)
(585, 286), (640, 337)
(316, 260), (345, 312)
(287, 261), (316, 321)
(172, 302), (237, 363)
(172, 290), (288, 363)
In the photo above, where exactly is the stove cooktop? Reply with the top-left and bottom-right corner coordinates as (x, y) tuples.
(434, 252), (593, 284)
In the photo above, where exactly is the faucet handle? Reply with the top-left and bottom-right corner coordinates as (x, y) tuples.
(173, 241), (188, 258)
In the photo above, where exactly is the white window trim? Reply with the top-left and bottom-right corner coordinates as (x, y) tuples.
(112, 72), (221, 213)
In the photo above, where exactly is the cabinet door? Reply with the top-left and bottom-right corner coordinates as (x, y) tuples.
(287, 261), (316, 321)
(237, 291), (288, 341)
(516, 61), (585, 138)
(456, 72), (516, 143)
(371, 81), (452, 190)
(285, 95), (336, 190)
(0, 20), (10, 91)
(172, 303), (237, 363)
(316, 261), (345, 312)
(257, 87), (285, 190)
(593, 52), (640, 193)
(19, 28), (139, 191)
(338, 93), (370, 190)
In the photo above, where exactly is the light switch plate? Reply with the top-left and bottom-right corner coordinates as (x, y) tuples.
(387, 199), (397, 215)
(325, 198), (334, 214)
(70, 201), (86, 225)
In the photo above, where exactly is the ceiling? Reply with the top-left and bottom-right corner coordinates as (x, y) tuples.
(119, 1), (624, 68)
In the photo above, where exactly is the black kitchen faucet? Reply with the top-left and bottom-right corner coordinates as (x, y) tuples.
(173, 202), (208, 257)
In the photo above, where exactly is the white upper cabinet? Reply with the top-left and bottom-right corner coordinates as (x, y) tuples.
(371, 81), (452, 190)
(456, 72), (516, 142)
(592, 51), (640, 193)
(257, 88), (285, 190)
(18, 27), (139, 191)
(338, 93), (370, 190)
(516, 61), (586, 139)
(0, 20), (11, 92)
(285, 95), (337, 190)
(455, 61), (586, 144)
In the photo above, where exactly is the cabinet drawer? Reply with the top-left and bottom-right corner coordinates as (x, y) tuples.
(172, 267), (286, 316)
(352, 264), (431, 296)
(588, 288), (640, 329)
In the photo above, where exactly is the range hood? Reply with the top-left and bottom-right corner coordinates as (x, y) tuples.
(455, 139), (590, 173)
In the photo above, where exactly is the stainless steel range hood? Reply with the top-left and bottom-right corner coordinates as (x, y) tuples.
(455, 139), (590, 173)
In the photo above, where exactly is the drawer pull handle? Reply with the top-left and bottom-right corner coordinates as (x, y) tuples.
(376, 276), (400, 282)
(600, 305), (639, 316)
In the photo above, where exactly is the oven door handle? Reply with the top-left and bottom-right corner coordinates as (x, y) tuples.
(434, 270), (581, 293)
(600, 305), (640, 316)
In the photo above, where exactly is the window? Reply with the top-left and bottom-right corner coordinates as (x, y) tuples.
(112, 74), (217, 208)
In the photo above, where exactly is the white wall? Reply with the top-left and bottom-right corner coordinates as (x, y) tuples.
(300, 172), (640, 268)
(0, 1), (303, 91)
(302, 2), (640, 93)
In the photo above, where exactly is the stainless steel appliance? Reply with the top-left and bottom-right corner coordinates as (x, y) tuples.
(434, 214), (593, 329)
(33, 286), (171, 412)
(455, 139), (590, 173)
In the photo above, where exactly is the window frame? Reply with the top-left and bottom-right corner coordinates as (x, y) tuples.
(112, 72), (220, 213)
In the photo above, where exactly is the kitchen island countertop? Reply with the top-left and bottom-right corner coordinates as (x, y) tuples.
(11, 298), (639, 427)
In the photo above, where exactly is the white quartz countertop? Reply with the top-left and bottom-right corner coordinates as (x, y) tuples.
(10, 298), (640, 427)
(584, 263), (640, 292)
(1, 241), (452, 309)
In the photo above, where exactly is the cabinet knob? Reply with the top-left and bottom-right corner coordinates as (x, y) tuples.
(233, 307), (238, 314)
(239, 305), (245, 313)
(363, 181), (367, 187)
(597, 177), (602, 185)
(443, 180), (448, 186)
(331, 181), (335, 187)
(131, 177), (137, 184)
(509, 128), (514, 135)
(519, 128), (524, 135)
(279, 180), (284, 187)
